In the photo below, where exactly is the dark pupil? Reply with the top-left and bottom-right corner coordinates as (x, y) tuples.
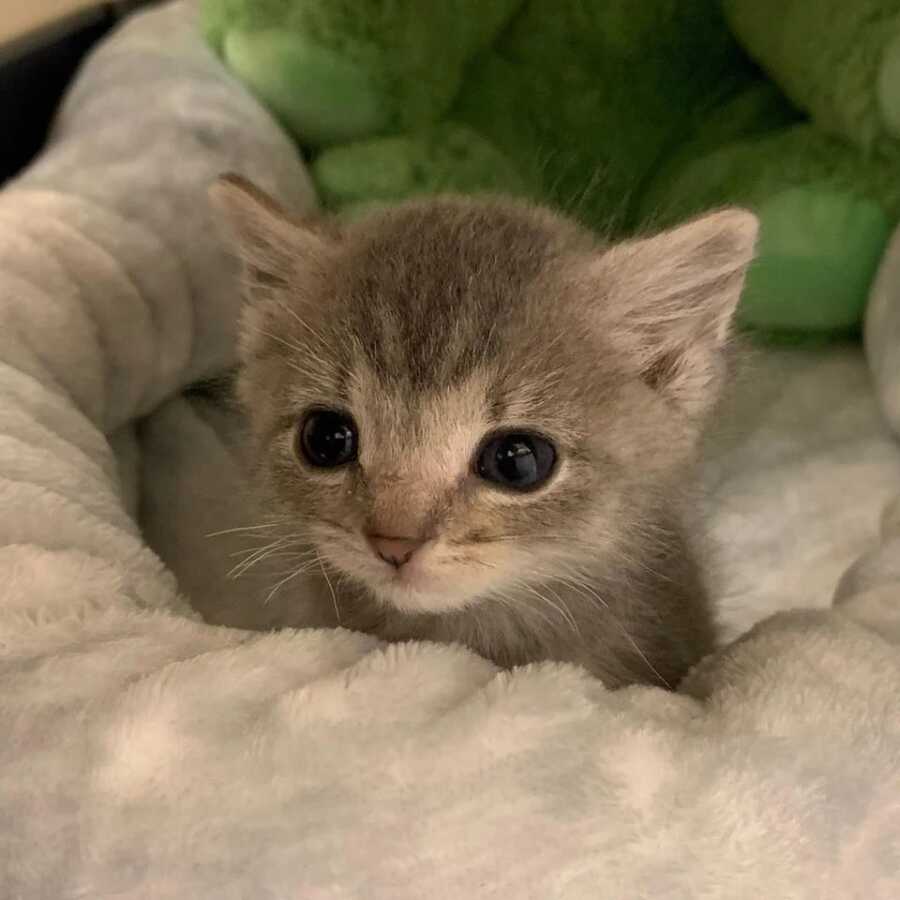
(495, 437), (537, 484)
(301, 412), (356, 467)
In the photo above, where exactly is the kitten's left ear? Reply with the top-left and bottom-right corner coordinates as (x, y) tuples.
(209, 173), (332, 294)
(596, 208), (758, 417)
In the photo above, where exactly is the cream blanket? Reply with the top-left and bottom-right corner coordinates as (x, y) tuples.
(2, 4), (899, 897)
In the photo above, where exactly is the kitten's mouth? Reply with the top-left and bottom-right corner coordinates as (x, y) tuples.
(319, 537), (487, 614)
(371, 553), (450, 608)
(311, 522), (508, 614)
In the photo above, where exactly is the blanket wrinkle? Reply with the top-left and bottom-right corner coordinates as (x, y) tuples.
(24, 186), (193, 383)
(0, 418), (112, 501)
(0, 362), (111, 466)
(16, 205), (157, 424)
(0, 188), (194, 431)
(0, 451), (118, 534)
(0, 3), (898, 898)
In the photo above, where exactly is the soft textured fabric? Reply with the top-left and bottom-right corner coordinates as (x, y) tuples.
(867, 222), (900, 437)
(724, 0), (900, 150)
(2, 4), (900, 898)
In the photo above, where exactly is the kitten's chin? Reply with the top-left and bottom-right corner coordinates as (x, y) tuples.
(370, 581), (476, 615)
(331, 557), (484, 614)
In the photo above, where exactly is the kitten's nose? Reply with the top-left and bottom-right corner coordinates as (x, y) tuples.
(367, 534), (425, 568)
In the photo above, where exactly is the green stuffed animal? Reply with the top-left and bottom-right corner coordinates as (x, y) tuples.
(310, 1), (749, 223)
(725, 0), (900, 152)
(200, 1), (520, 146)
(643, 0), (900, 335)
(201, 0), (900, 339)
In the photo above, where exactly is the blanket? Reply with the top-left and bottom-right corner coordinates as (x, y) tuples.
(2, 3), (899, 898)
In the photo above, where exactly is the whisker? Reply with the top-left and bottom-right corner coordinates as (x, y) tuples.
(554, 572), (672, 689)
(316, 553), (342, 625)
(252, 326), (308, 357)
(542, 582), (582, 639)
(206, 522), (283, 539)
(273, 298), (338, 356)
(262, 560), (321, 606)
(229, 537), (311, 579)
(514, 580), (581, 639)
(492, 589), (557, 634)
(227, 537), (312, 558)
(228, 537), (293, 570)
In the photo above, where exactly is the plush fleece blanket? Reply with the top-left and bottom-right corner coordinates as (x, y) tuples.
(1, 3), (899, 898)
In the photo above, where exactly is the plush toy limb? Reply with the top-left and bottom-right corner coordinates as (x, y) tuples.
(642, 125), (899, 334)
(223, 30), (388, 146)
(744, 189), (890, 334)
(880, 29), (900, 140)
(724, 0), (900, 150)
(201, 0), (522, 146)
(311, 124), (533, 212)
(634, 83), (802, 229)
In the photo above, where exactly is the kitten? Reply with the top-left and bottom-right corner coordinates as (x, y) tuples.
(210, 175), (757, 688)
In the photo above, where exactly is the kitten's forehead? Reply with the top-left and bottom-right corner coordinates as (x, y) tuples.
(330, 197), (593, 391)
(265, 197), (614, 443)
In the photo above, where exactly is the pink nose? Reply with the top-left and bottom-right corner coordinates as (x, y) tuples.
(366, 534), (425, 568)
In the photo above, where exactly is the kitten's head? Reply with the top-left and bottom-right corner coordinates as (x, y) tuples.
(212, 177), (756, 615)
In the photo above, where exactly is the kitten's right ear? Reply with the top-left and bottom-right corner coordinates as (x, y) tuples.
(209, 174), (330, 295)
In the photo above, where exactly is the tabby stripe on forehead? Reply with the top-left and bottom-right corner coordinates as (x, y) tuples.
(355, 302), (399, 382)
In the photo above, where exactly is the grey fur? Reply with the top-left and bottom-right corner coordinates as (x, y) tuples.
(211, 176), (757, 688)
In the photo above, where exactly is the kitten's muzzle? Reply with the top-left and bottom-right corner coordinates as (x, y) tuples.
(366, 534), (426, 569)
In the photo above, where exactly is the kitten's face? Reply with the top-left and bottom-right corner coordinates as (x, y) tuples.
(213, 181), (756, 615)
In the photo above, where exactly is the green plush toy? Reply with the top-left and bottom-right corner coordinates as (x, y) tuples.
(644, 0), (900, 335)
(309, 2), (750, 222)
(200, 1), (520, 146)
(201, 0), (900, 338)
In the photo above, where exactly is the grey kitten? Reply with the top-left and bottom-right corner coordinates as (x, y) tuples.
(211, 175), (757, 688)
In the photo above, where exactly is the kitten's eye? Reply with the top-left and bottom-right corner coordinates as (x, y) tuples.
(298, 409), (358, 468)
(476, 432), (557, 491)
